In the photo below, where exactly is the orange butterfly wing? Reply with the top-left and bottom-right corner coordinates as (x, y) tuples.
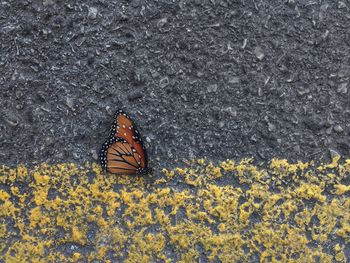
(105, 138), (144, 174)
(100, 110), (148, 175)
(111, 110), (147, 170)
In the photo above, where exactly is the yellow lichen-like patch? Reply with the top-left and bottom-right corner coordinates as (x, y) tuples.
(0, 158), (350, 262)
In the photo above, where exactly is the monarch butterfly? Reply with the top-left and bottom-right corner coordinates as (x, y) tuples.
(99, 109), (148, 175)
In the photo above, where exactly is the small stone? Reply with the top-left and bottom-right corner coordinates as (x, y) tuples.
(322, 30), (329, 40)
(127, 91), (143, 101)
(228, 76), (240, 84)
(88, 7), (98, 19)
(42, 28), (51, 36)
(338, 1), (347, 9)
(43, 0), (54, 6)
(241, 39), (248, 49)
(303, 117), (322, 131)
(334, 125), (343, 133)
(250, 134), (257, 142)
(337, 82), (348, 94)
(319, 4), (329, 21)
(329, 149), (340, 159)
(11, 70), (18, 80)
(257, 150), (266, 159)
(188, 149), (195, 159)
(167, 149), (173, 158)
(146, 137), (151, 143)
(159, 77), (169, 88)
(253, 46), (265, 60)
(207, 84), (218, 92)
(66, 97), (74, 109)
(105, 106), (113, 115)
(297, 86), (310, 96)
(131, 0), (141, 7)
(4, 117), (18, 127)
(337, 66), (350, 78)
(45, 137), (54, 146)
(72, 152), (80, 159)
(157, 17), (168, 28)
(54, 153), (64, 159)
(224, 107), (237, 117)
(267, 122), (275, 132)
(150, 70), (160, 78)
(91, 150), (98, 160)
(293, 145), (301, 153)
(196, 71), (204, 77)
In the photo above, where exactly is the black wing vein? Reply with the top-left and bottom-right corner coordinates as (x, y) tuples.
(109, 146), (139, 169)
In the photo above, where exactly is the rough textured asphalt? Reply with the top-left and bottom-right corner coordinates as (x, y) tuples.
(1, 0), (350, 170)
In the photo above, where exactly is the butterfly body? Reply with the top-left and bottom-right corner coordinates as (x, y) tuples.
(99, 110), (148, 175)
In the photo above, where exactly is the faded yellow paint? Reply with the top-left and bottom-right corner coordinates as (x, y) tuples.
(0, 157), (349, 262)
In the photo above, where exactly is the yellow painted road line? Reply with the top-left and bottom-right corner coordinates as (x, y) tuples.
(0, 157), (349, 262)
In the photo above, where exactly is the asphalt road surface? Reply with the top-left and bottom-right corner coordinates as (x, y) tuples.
(1, 0), (350, 170)
(1, 1), (350, 261)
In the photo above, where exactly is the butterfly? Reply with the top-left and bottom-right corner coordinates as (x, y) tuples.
(99, 109), (148, 175)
